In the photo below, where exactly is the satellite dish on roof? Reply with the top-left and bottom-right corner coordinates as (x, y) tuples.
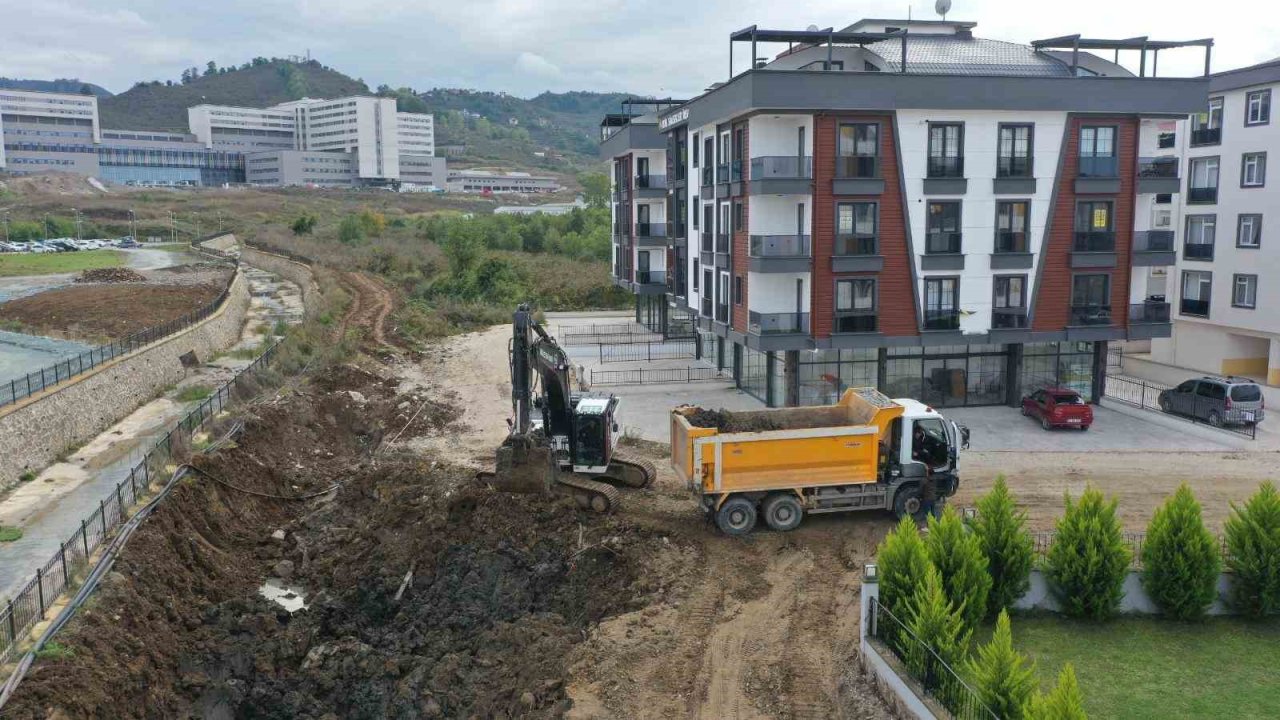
(935, 0), (951, 19)
(806, 24), (819, 32)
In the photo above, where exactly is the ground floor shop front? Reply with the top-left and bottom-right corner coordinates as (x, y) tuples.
(695, 329), (1107, 409)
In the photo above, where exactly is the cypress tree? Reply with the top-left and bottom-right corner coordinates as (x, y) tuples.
(876, 515), (933, 620)
(1141, 484), (1221, 620)
(1224, 481), (1280, 617)
(973, 476), (1036, 614)
(1023, 664), (1088, 720)
(903, 565), (971, 704)
(1045, 487), (1131, 620)
(925, 504), (993, 632)
(966, 610), (1037, 719)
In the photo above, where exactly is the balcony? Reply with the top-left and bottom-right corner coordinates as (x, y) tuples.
(991, 310), (1029, 329)
(833, 156), (884, 195)
(633, 222), (668, 246)
(1190, 127), (1221, 146)
(715, 233), (729, 255)
(1132, 230), (1176, 267)
(1180, 298), (1209, 317)
(700, 230), (713, 253)
(700, 166), (714, 189)
(1137, 156), (1180, 194)
(995, 231), (1028, 254)
(924, 309), (960, 331)
(833, 234), (882, 272)
(994, 156), (1036, 194)
(922, 232), (964, 270)
(991, 231), (1033, 269)
(701, 295), (713, 318)
(1187, 186), (1218, 204)
(715, 303), (730, 324)
(750, 156), (813, 195)
(1073, 231), (1116, 252)
(1129, 300), (1172, 339)
(924, 156), (966, 195)
(715, 164), (730, 184)
(1076, 155), (1120, 193)
(634, 270), (667, 295)
(1183, 242), (1215, 261)
(749, 234), (811, 272)
(749, 311), (809, 335)
(834, 311), (877, 333)
(1069, 304), (1113, 326)
(634, 174), (668, 197)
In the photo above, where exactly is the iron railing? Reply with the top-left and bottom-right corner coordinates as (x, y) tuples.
(868, 598), (999, 720)
(595, 340), (697, 363)
(1, 270), (238, 408)
(0, 339), (282, 666)
(1104, 374), (1256, 439)
(927, 156), (965, 178)
(835, 156), (880, 179)
(560, 330), (663, 346)
(590, 365), (722, 385)
(1027, 529), (1232, 567)
(1138, 156), (1179, 178)
(835, 234), (878, 256)
(1078, 155), (1119, 178)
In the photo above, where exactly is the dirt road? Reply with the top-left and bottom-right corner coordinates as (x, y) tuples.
(337, 270), (398, 352)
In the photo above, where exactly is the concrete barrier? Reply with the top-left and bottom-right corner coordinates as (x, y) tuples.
(1014, 568), (1237, 616)
(0, 272), (251, 491)
(198, 233), (239, 253)
(240, 246), (318, 315)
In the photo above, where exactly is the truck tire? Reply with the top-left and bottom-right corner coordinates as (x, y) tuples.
(762, 493), (803, 532)
(716, 496), (758, 536)
(893, 485), (925, 521)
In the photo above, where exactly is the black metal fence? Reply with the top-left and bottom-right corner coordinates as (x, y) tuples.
(0, 272), (238, 408)
(1027, 530), (1231, 568)
(561, 331), (664, 346)
(0, 339), (281, 666)
(596, 340), (697, 364)
(591, 365), (723, 386)
(1104, 374), (1256, 439)
(867, 597), (998, 720)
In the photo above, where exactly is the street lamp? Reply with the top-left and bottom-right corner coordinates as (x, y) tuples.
(194, 211), (201, 240)
(42, 213), (48, 241)
(2, 211), (8, 243)
(71, 208), (82, 241)
(169, 211), (176, 244)
(128, 209), (136, 241)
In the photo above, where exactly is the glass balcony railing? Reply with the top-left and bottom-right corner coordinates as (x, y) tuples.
(715, 233), (729, 254)
(1188, 186), (1218, 203)
(716, 164), (730, 184)
(700, 230), (713, 253)
(925, 231), (962, 254)
(1180, 298), (1209, 317)
(992, 310), (1029, 329)
(835, 234), (878, 256)
(1190, 127), (1221, 146)
(715, 303), (730, 324)
(749, 234), (811, 257)
(749, 156), (813, 180)
(701, 295), (713, 317)
(1183, 242), (1215, 260)
(927, 156), (964, 178)
(1137, 157), (1178, 178)
(635, 270), (667, 286)
(834, 312), (877, 333)
(1069, 304), (1113, 326)
(997, 156), (1032, 178)
(633, 222), (668, 239)
(1078, 155), (1119, 178)
(1134, 230), (1174, 252)
(701, 166), (714, 187)
(1129, 301), (1171, 324)
(634, 174), (668, 190)
(1073, 231), (1116, 252)
(749, 311), (809, 335)
(924, 309), (960, 331)
(835, 156), (880, 179)
(995, 231), (1027, 254)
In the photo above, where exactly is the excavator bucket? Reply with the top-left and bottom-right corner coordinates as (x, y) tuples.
(476, 435), (556, 495)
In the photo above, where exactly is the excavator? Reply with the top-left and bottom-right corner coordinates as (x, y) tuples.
(476, 304), (656, 512)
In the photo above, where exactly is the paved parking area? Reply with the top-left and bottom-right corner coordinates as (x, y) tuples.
(944, 403), (1246, 452)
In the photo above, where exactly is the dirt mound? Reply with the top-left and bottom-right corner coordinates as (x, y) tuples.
(0, 171), (106, 196)
(74, 267), (147, 283)
(0, 281), (228, 343)
(680, 407), (784, 432)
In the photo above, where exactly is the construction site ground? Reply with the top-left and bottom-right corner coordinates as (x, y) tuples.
(4, 296), (1277, 718)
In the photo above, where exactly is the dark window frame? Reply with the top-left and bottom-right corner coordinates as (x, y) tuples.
(834, 277), (878, 333)
(993, 274), (1028, 309)
(836, 121), (880, 178)
(835, 200), (879, 255)
(926, 121), (965, 178)
(733, 275), (743, 305)
(1079, 125), (1118, 158)
(1184, 213), (1217, 261)
(925, 200), (963, 254)
(692, 258), (700, 291)
(1245, 89), (1272, 127)
(1232, 273), (1258, 309)
(1241, 151), (1267, 188)
(996, 122), (1034, 178)
(1237, 213), (1263, 248)
(994, 200), (1030, 253)
(692, 132), (699, 168)
(1180, 269), (1213, 319)
(923, 276), (961, 330)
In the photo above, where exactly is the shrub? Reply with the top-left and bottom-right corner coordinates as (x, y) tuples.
(1023, 664), (1087, 720)
(925, 504), (992, 632)
(966, 609), (1037, 720)
(903, 565), (971, 708)
(338, 215), (366, 244)
(18, 470), (36, 483)
(290, 214), (317, 235)
(174, 385), (214, 402)
(1224, 481), (1280, 617)
(973, 476), (1035, 614)
(1044, 487), (1130, 620)
(0, 526), (23, 542)
(1141, 484), (1221, 620)
(877, 515), (933, 620)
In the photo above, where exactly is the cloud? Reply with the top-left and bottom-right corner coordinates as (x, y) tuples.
(514, 52), (562, 79)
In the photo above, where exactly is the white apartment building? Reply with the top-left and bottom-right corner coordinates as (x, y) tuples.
(397, 112), (435, 156)
(0, 88), (100, 172)
(1152, 59), (1280, 386)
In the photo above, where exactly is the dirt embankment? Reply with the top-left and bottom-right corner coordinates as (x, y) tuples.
(0, 267), (231, 343)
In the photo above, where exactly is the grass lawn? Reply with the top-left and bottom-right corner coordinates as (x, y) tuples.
(1008, 614), (1280, 719)
(0, 250), (125, 277)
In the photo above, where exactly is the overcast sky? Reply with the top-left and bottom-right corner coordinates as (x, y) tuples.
(1, 0), (1276, 98)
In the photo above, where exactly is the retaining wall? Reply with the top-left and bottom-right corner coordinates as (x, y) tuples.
(0, 271), (251, 491)
(240, 246), (318, 315)
(199, 233), (239, 253)
(1014, 568), (1237, 616)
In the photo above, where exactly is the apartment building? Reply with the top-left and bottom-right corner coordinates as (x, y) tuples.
(606, 19), (1210, 408)
(1151, 59), (1280, 386)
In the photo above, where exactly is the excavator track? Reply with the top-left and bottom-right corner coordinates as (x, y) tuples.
(557, 474), (623, 514)
(604, 451), (658, 489)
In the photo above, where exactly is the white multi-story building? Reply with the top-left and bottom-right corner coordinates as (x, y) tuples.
(187, 104), (296, 151)
(1152, 59), (1280, 386)
(0, 88), (100, 173)
(605, 19), (1211, 407)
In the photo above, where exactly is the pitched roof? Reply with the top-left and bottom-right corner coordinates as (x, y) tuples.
(864, 35), (1074, 77)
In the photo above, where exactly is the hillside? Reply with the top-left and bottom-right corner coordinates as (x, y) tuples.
(0, 77), (112, 97)
(98, 59), (370, 131)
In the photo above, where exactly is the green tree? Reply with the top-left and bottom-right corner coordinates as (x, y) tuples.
(1141, 484), (1221, 620)
(877, 515), (933, 620)
(357, 209), (387, 236)
(205, 60), (217, 77)
(1023, 664), (1087, 720)
(291, 214), (316, 235)
(1224, 481), (1280, 617)
(338, 214), (365, 244)
(1045, 487), (1130, 620)
(925, 505), (992, 632)
(973, 476), (1036, 614)
(966, 610), (1036, 719)
(579, 171), (610, 209)
(903, 565), (971, 705)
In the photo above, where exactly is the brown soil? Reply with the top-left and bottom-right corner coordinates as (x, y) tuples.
(679, 406), (851, 433)
(338, 271), (399, 353)
(0, 277), (230, 343)
(74, 267), (147, 283)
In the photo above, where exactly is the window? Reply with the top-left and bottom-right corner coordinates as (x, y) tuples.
(733, 200), (744, 233)
(1078, 126), (1117, 177)
(692, 195), (699, 228)
(835, 278), (877, 332)
(1192, 98), (1224, 145)
(1188, 157), (1219, 203)
(923, 278), (959, 330)
(692, 133), (699, 167)
(927, 123), (964, 178)
(701, 268), (713, 315)
(733, 275), (743, 305)
(926, 201), (962, 254)
(837, 123), (878, 177)
(993, 275), (1027, 328)
(995, 201), (1029, 253)
(1071, 274), (1112, 325)
(1181, 270), (1212, 317)
(1237, 214), (1262, 248)
(997, 124), (1033, 177)
(692, 258), (699, 291)
(1157, 131), (1176, 149)
(1233, 274), (1258, 309)
(716, 271), (730, 322)
(1242, 152), (1267, 187)
(836, 202), (877, 255)
(1074, 200), (1114, 251)
(1185, 215), (1216, 260)
(1246, 89), (1271, 126)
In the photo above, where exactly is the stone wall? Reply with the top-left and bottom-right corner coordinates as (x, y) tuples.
(240, 246), (318, 315)
(199, 233), (239, 253)
(0, 271), (251, 491)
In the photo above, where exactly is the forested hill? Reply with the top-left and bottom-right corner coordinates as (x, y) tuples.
(0, 78), (112, 97)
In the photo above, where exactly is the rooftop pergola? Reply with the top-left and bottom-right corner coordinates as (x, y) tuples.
(1030, 34), (1215, 77)
(728, 25), (908, 77)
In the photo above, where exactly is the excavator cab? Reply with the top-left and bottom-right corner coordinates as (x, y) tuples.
(571, 396), (618, 472)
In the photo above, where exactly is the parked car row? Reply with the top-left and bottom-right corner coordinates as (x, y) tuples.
(0, 237), (139, 253)
(1021, 375), (1265, 433)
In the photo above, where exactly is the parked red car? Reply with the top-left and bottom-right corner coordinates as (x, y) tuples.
(1021, 387), (1093, 430)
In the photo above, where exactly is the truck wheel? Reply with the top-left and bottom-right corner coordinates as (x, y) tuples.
(715, 497), (757, 536)
(893, 486), (925, 521)
(762, 494), (803, 532)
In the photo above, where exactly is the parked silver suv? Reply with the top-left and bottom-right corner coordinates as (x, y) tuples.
(1158, 376), (1266, 426)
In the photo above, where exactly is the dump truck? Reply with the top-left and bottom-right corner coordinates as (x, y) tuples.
(670, 387), (969, 535)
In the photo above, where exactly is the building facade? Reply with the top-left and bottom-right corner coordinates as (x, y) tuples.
(605, 19), (1210, 407)
(1151, 59), (1280, 386)
(445, 169), (560, 193)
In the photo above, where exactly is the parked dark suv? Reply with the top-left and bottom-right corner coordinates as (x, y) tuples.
(1158, 376), (1266, 427)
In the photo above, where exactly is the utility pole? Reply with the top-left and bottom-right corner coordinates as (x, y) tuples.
(128, 209), (136, 241)
(2, 211), (8, 243)
(169, 211), (176, 244)
(217, 210), (223, 234)
(72, 208), (82, 241)
(42, 213), (48, 241)
(194, 212), (201, 240)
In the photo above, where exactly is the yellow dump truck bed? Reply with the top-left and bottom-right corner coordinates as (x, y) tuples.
(670, 388), (905, 496)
